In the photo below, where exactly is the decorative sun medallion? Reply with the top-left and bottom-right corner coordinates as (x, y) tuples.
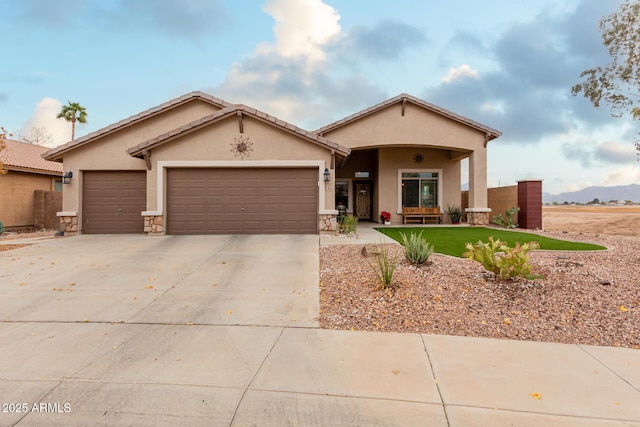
(413, 153), (424, 164)
(230, 135), (253, 159)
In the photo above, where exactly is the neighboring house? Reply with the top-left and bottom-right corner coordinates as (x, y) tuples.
(43, 92), (501, 235)
(0, 139), (63, 228)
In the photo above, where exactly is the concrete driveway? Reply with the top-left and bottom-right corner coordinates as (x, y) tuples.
(0, 234), (319, 327)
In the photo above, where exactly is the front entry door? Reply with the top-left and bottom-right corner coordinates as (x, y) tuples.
(355, 182), (372, 220)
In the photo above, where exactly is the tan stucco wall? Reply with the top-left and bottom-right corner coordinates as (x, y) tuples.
(462, 185), (519, 224)
(323, 102), (486, 152)
(60, 100), (222, 213)
(376, 147), (461, 224)
(147, 115), (334, 212)
(489, 185), (518, 223)
(0, 171), (58, 227)
(468, 149), (488, 208)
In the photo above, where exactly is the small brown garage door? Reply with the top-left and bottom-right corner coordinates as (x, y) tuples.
(82, 171), (146, 234)
(167, 168), (318, 234)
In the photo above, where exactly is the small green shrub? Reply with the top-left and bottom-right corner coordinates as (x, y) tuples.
(400, 231), (434, 264)
(367, 244), (398, 289)
(0, 220), (4, 233)
(463, 236), (540, 280)
(339, 214), (358, 234)
(492, 207), (520, 228)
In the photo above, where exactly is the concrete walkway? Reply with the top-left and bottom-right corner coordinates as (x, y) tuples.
(320, 221), (471, 246)
(0, 233), (638, 426)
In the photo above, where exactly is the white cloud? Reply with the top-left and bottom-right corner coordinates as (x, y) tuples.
(595, 140), (637, 164)
(599, 165), (640, 187)
(20, 98), (72, 147)
(214, 0), (388, 129)
(256, 0), (341, 62)
(479, 102), (504, 115)
(441, 64), (479, 83)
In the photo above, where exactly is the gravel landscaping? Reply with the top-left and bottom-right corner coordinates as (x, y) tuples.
(320, 231), (640, 349)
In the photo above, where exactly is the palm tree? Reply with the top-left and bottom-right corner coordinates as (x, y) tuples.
(57, 101), (87, 141)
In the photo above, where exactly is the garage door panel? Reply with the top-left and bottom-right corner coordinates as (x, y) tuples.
(260, 206), (281, 215)
(82, 171), (146, 234)
(167, 168), (317, 234)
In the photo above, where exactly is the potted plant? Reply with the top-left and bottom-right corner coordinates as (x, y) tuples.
(445, 204), (462, 224)
(380, 211), (391, 225)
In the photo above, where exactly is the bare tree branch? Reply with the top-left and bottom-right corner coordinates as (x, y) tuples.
(18, 126), (54, 146)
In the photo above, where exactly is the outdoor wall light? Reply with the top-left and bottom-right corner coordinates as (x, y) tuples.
(324, 168), (330, 182)
(62, 171), (73, 184)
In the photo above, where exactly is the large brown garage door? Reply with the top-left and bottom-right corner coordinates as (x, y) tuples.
(167, 168), (318, 234)
(82, 171), (146, 234)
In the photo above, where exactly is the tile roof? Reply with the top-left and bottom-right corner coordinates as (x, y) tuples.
(1, 139), (63, 174)
(44, 91), (232, 161)
(127, 104), (352, 166)
(314, 93), (502, 140)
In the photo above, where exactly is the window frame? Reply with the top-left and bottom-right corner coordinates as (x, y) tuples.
(397, 168), (443, 213)
(335, 178), (353, 214)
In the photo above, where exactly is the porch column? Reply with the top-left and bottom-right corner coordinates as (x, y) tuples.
(465, 149), (491, 225)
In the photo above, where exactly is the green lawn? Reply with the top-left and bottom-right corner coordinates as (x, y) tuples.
(376, 227), (606, 257)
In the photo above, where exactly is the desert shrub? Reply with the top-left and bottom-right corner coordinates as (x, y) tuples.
(339, 214), (358, 234)
(445, 204), (462, 223)
(367, 244), (398, 289)
(0, 221), (4, 233)
(492, 207), (520, 228)
(463, 236), (539, 280)
(400, 231), (434, 264)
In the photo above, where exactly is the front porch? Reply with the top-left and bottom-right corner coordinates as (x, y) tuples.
(316, 93), (500, 227)
(334, 146), (490, 225)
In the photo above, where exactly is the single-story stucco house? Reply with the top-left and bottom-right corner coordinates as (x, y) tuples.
(43, 92), (501, 235)
(1, 139), (63, 228)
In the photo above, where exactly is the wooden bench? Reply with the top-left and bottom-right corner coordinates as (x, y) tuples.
(402, 207), (442, 224)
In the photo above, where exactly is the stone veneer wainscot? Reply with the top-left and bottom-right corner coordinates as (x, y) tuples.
(56, 212), (78, 234)
(144, 215), (164, 234)
(319, 214), (338, 232)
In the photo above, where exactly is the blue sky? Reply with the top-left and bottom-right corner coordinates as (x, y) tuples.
(1, 0), (638, 194)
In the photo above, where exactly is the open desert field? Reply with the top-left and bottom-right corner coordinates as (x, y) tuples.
(543, 205), (640, 238)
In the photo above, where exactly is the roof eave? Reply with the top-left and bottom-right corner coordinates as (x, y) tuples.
(127, 108), (238, 157)
(42, 152), (63, 162)
(3, 165), (63, 176)
(127, 106), (351, 160)
(315, 94), (502, 140)
(43, 92), (233, 161)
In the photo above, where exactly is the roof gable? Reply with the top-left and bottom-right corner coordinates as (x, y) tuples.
(44, 91), (232, 161)
(127, 104), (351, 166)
(1, 139), (63, 175)
(315, 93), (502, 141)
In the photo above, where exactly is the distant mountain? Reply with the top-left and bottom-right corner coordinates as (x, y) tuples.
(543, 184), (640, 204)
